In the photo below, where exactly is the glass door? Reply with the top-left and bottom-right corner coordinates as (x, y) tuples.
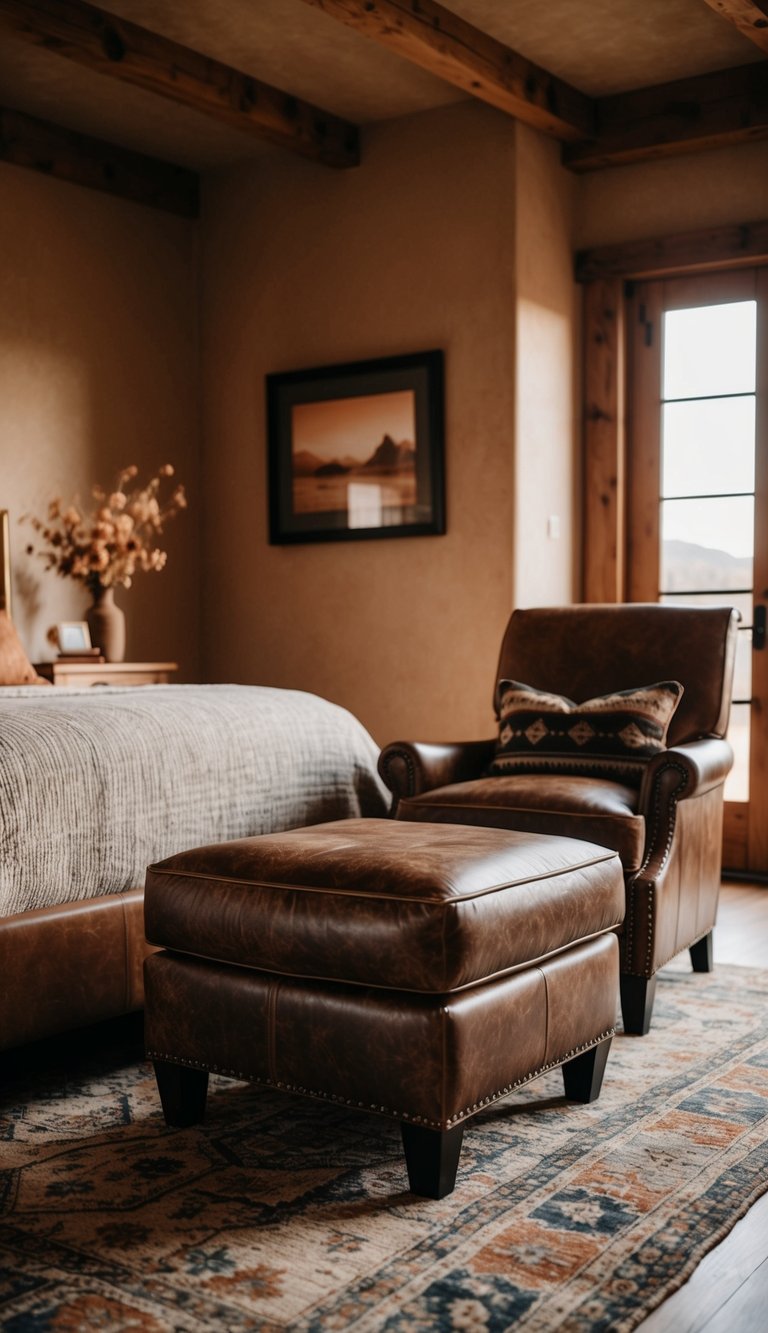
(626, 268), (768, 873)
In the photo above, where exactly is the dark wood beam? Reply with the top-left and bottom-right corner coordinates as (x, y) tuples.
(565, 61), (768, 170)
(0, 0), (359, 168)
(701, 0), (768, 57)
(299, 0), (595, 141)
(575, 218), (768, 281)
(0, 105), (199, 215)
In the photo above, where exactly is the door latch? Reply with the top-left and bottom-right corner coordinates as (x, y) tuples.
(754, 604), (766, 651)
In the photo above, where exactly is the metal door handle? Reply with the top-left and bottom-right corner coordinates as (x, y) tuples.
(755, 604), (766, 650)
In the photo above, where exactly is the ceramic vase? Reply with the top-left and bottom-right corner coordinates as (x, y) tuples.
(85, 586), (126, 663)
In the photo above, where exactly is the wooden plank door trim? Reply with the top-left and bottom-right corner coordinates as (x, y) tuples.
(625, 282), (662, 603)
(582, 279), (625, 602)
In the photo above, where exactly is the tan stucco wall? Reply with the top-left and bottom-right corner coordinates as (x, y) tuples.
(513, 124), (579, 608)
(200, 101), (520, 744)
(575, 140), (768, 249)
(0, 165), (201, 675)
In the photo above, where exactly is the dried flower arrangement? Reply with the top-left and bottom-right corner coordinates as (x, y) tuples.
(24, 464), (187, 595)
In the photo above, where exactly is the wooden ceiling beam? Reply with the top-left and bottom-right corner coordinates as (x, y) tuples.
(700, 0), (768, 57)
(575, 218), (768, 281)
(0, 105), (199, 215)
(0, 0), (359, 168)
(1, 0), (763, 177)
(565, 61), (768, 170)
(298, 0), (595, 142)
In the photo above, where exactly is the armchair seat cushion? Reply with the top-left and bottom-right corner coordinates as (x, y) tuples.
(397, 774), (645, 872)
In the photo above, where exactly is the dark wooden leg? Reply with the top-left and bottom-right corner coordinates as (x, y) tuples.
(400, 1122), (465, 1199)
(153, 1059), (209, 1127)
(690, 931), (714, 973)
(620, 973), (658, 1036)
(562, 1036), (612, 1103)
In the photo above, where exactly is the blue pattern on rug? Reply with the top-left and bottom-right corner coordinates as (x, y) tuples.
(419, 1272), (538, 1330)
(533, 1186), (638, 1234)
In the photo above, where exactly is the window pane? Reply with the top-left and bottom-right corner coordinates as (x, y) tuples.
(662, 397), (755, 497)
(725, 703), (750, 803)
(660, 496), (753, 591)
(663, 301), (756, 400)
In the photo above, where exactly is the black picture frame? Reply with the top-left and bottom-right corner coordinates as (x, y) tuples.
(266, 350), (445, 544)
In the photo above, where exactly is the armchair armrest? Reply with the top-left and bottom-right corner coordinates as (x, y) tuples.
(631, 735), (732, 889)
(638, 736), (734, 813)
(625, 736), (734, 977)
(378, 739), (497, 802)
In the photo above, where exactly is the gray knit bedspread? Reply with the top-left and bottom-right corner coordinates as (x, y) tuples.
(0, 684), (389, 917)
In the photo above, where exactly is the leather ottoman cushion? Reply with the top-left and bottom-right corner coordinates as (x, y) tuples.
(145, 819), (624, 995)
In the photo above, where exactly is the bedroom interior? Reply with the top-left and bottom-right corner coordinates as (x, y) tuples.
(2, 0), (768, 1328)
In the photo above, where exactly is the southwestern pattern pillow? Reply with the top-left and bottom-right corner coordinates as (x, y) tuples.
(488, 679), (684, 784)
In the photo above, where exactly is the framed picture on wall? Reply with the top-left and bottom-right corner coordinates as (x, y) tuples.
(266, 350), (445, 544)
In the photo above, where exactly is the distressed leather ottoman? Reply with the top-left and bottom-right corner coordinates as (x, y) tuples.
(143, 819), (624, 1198)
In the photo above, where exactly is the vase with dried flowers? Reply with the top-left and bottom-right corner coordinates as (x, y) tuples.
(24, 464), (187, 663)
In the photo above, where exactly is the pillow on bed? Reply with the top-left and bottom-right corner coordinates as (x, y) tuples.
(488, 678), (683, 784)
(0, 610), (51, 685)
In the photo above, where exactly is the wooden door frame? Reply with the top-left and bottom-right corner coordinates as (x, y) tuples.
(578, 218), (768, 606)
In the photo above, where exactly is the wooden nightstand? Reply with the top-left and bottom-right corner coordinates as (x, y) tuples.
(36, 661), (178, 688)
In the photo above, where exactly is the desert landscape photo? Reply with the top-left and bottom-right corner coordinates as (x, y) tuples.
(291, 389), (417, 527)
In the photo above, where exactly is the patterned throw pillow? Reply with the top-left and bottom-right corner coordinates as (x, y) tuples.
(488, 679), (684, 784)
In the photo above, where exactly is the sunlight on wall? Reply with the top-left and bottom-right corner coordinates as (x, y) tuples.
(514, 299), (575, 607)
(512, 125), (577, 612)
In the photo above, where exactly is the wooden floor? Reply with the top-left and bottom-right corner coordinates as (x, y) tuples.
(638, 880), (768, 1332)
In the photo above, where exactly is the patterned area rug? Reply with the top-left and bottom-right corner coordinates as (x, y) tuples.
(3, 964), (768, 1331)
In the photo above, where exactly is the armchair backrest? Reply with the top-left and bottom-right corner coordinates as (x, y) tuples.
(495, 604), (739, 745)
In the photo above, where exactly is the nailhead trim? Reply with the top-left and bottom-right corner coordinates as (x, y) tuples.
(444, 1028), (615, 1126)
(625, 761), (689, 973)
(379, 747), (418, 799)
(147, 1028), (615, 1132)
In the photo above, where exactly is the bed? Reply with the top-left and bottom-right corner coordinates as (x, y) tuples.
(0, 681), (390, 1051)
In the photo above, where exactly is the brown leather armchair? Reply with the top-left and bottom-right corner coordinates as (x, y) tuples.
(378, 604), (739, 1035)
